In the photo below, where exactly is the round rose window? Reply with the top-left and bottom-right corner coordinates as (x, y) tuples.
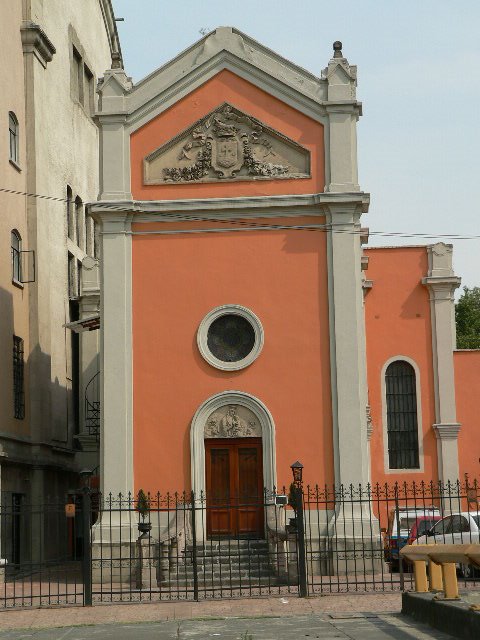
(197, 305), (264, 371)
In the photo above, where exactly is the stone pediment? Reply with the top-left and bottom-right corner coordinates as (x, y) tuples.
(143, 103), (310, 185)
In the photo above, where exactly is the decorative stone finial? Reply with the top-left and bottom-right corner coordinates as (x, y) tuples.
(333, 41), (343, 58)
(111, 51), (122, 69)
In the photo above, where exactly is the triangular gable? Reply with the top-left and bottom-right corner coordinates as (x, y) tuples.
(144, 103), (310, 185)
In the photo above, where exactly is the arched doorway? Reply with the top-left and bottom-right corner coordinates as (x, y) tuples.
(191, 391), (277, 539)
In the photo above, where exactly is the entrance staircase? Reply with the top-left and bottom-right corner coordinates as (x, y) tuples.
(160, 538), (281, 589)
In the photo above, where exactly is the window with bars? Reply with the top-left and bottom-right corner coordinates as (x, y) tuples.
(385, 360), (420, 469)
(13, 335), (25, 420)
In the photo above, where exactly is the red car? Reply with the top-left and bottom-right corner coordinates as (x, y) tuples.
(407, 515), (441, 545)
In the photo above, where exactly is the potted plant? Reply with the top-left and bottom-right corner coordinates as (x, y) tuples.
(136, 489), (152, 534)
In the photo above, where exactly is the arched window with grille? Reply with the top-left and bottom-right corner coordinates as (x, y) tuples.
(11, 229), (22, 283)
(385, 360), (420, 469)
(9, 112), (19, 164)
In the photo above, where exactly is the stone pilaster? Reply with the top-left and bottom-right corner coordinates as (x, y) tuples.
(326, 202), (370, 490)
(422, 243), (461, 484)
(94, 212), (134, 500)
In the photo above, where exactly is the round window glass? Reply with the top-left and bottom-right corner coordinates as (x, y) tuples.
(207, 314), (255, 363)
(197, 305), (264, 371)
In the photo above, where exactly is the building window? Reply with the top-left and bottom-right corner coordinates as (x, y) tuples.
(11, 229), (22, 283)
(385, 360), (420, 469)
(75, 196), (84, 250)
(13, 335), (25, 420)
(83, 64), (94, 114)
(9, 112), (19, 165)
(66, 185), (74, 240)
(197, 305), (264, 371)
(72, 46), (83, 103)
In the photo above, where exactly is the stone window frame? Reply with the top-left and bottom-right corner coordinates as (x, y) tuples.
(69, 27), (96, 118)
(381, 355), (424, 474)
(197, 304), (264, 371)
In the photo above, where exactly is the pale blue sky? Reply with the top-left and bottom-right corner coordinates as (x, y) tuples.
(112, 0), (479, 291)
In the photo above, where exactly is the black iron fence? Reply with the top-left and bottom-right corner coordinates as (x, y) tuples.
(1, 480), (479, 609)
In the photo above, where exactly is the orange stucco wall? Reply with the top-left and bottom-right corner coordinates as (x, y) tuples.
(130, 70), (325, 200)
(364, 247), (438, 485)
(454, 350), (480, 482)
(130, 70), (329, 493)
(132, 217), (333, 493)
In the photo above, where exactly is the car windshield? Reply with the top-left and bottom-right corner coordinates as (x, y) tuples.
(416, 519), (437, 536)
(472, 515), (480, 528)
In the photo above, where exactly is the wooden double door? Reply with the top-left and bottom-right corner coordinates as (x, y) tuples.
(205, 438), (264, 538)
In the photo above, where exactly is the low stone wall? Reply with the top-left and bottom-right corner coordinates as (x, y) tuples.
(402, 591), (480, 640)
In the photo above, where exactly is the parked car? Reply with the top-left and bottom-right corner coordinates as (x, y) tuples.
(384, 506), (440, 570)
(407, 515), (441, 545)
(415, 512), (480, 578)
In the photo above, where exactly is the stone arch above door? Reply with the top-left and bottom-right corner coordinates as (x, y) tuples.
(190, 391), (277, 496)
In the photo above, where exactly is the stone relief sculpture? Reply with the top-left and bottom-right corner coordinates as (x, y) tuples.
(204, 405), (261, 438)
(144, 103), (310, 185)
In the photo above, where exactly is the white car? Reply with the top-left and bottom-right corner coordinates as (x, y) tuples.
(415, 512), (480, 578)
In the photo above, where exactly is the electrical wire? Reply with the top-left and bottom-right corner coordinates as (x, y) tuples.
(1, 184), (479, 241)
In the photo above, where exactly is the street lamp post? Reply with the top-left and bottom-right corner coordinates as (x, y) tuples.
(290, 461), (307, 597)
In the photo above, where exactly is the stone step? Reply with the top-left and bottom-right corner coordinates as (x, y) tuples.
(184, 552), (270, 562)
(184, 556), (274, 567)
(162, 567), (274, 579)
(185, 540), (268, 551)
(159, 576), (285, 588)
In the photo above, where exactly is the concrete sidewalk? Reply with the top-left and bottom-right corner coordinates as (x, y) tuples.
(0, 593), (401, 631)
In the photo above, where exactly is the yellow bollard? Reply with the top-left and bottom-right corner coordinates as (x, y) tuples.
(413, 560), (428, 592)
(440, 563), (459, 600)
(428, 561), (443, 592)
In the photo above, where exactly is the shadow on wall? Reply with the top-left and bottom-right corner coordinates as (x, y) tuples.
(0, 287), (82, 566)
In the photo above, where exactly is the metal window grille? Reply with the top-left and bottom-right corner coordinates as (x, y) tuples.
(13, 335), (25, 419)
(386, 360), (419, 469)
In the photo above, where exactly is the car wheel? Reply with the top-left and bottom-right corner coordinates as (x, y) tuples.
(460, 563), (475, 579)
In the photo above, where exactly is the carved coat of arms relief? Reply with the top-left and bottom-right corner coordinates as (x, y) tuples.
(143, 103), (310, 185)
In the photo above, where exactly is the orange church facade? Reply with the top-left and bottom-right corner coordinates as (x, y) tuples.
(89, 28), (479, 515)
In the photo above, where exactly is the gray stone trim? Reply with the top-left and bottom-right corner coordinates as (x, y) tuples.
(20, 21), (56, 68)
(433, 423), (462, 440)
(95, 212), (134, 497)
(325, 202), (369, 487)
(380, 355), (424, 474)
(422, 243), (461, 483)
(89, 192), (370, 217)
(197, 305), (264, 371)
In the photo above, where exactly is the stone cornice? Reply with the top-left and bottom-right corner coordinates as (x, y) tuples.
(88, 192), (370, 220)
(422, 276), (462, 288)
(433, 423), (462, 440)
(20, 21), (56, 68)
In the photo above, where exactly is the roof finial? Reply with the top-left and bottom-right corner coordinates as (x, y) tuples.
(333, 41), (343, 58)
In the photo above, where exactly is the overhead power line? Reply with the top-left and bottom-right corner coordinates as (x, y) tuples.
(1, 184), (479, 241)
